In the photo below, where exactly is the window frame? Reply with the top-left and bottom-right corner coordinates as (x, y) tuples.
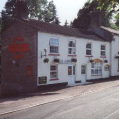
(68, 40), (76, 55)
(100, 45), (106, 57)
(91, 63), (102, 76)
(86, 43), (92, 56)
(104, 66), (110, 71)
(50, 65), (58, 79)
(49, 38), (59, 54)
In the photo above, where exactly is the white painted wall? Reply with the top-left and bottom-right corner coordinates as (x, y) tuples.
(111, 35), (119, 76)
(37, 31), (111, 85)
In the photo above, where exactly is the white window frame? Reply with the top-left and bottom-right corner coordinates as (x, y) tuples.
(104, 66), (110, 71)
(68, 40), (76, 55)
(49, 38), (59, 54)
(91, 63), (102, 75)
(50, 65), (58, 79)
(86, 43), (92, 56)
(101, 45), (106, 57)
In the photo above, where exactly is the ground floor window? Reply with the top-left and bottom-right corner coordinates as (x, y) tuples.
(50, 65), (58, 79)
(91, 63), (102, 75)
(104, 65), (110, 71)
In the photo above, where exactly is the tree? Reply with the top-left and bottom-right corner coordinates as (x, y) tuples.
(0, 0), (60, 30)
(72, 0), (119, 30)
(64, 20), (69, 26)
(97, 0), (119, 28)
(53, 17), (61, 25)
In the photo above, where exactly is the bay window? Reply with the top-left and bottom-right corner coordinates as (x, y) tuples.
(91, 63), (102, 75)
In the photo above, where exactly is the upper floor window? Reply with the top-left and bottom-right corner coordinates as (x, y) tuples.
(101, 45), (106, 56)
(86, 43), (92, 55)
(68, 40), (76, 55)
(49, 38), (59, 54)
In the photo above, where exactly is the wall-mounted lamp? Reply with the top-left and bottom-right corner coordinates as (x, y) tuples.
(41, 48), (47, 58)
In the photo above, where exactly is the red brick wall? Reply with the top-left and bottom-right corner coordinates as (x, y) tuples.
(1, 20), (38, 96)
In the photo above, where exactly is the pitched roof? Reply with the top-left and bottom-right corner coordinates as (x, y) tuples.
(22, 19), (108, 42)
(100, 26), (119, 35)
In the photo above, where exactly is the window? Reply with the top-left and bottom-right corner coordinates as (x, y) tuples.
(101, 45), (106, 56)
(49, 38), (59, 54)
(50, 65), (58, 79)
(68, 41), (76, 55)
(91, 63), (102, 75)
(104, 66), (110, 71)
(81, 65), (86, 74)
(86, 43), (92, 55)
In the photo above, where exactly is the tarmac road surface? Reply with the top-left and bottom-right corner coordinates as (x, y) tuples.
(0, 86), (119, 119)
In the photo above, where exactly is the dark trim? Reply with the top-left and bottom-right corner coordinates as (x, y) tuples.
(91, 75), (101, 76)
(75, 81), (81, 83)
(49, 78), (59, 81)
(36, 31), (38, 90)
(48, 54), (60, 56)
(100, 56), (106, 58)
(37, 82), (68, 91)
(68, 55), (77, 57)
(85, 55), (93, 57)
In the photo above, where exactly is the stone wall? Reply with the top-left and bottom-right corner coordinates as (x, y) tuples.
(1, 20), (37, 96)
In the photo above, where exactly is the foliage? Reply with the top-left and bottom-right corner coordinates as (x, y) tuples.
(71, 58), (77, 63)
(43, 58), (49, 63)
(72, 0), (119, 30)
(64, 20), (69, 26)
(54, 58), (59, 63)
(0, 0), (60, 30)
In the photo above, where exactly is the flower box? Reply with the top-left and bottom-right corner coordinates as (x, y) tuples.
(54, 58), (59, 63)
(43, 58), (49, 63)
(71, 58), (77, 63)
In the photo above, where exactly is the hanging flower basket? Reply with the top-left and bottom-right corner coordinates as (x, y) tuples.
(104, 60), (108, 63)
(71, 58), (77, 63)
(54, 58), (59, 63)
(43, 58), (49, 63)
(90, 59), (93, 63)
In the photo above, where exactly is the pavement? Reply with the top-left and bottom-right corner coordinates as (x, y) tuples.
(0, 78), (119, 116)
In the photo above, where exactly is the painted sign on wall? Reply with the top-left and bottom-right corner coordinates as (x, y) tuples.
(39, 76), (47, 84)
(8, 36), (29, 60)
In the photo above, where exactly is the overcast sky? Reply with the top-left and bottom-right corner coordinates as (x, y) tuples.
(0, 0), (88, 25)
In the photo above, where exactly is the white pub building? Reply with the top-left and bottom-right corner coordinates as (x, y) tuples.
(1, 1), (119, 96)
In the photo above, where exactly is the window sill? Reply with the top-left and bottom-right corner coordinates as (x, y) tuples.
(68, 55), (77, 57)
(49, 78), (59, 81)
(91, 75), (101, 76)
(85, 55), (93, 57)
(100, 56), (106, 58)
(48, 54), (60, 56)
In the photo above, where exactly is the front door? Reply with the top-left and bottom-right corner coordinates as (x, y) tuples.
(68, 65), (75, 85)
(81, 65), (86, 83)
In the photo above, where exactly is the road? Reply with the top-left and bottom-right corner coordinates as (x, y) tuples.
(0, 85), (119, 119)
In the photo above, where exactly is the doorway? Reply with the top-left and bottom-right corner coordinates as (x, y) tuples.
(81, 65), (86, 83)
(68, 65), (75, 85)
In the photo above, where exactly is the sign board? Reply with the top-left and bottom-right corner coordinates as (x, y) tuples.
(59, 60), (71, 64)
(8, 36), (29, 60)
(39, 76), (47, 84)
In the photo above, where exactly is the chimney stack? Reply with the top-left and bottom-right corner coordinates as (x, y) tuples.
(15, 0), (28, 19)
(90, 11), (102, 28)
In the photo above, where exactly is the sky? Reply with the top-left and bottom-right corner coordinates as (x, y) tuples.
(0, 0), (88, 25)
